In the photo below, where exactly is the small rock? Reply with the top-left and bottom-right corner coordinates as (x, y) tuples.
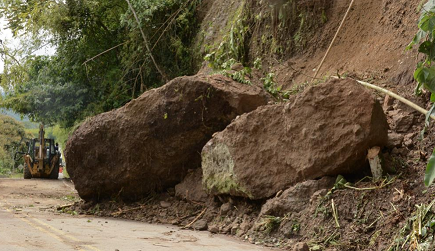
(404, 133), (415, 141)
(175, 169), (209, 203)
(192, 219), (208, 231)
(160, 201), (171, 208)
(220, 202), (232, 215)
(392, 113), (414, 133)
(240, 220), (252, 232)
(230, 224), (239, 235)
(293, 242), (309, 251)
(383, 95), (394, 111)
(260, 177), (335, 216)
(231, 63), (244, 71)
(386, 133), (404, 148)
(404, 139), (413, 148)
(208, 224), (219, 233)
(220, 225), (231, 234)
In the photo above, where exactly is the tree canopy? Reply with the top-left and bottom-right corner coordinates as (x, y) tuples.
(0, 0), (201, 128)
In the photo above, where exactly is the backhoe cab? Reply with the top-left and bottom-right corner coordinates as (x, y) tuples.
(21, 124), (60, 179)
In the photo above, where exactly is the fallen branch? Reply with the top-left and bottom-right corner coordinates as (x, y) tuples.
(82, 42), (127, 65)
(57, 203), (75, 210)
(332, 76), (435, 121)
(111, 205), (146, 217)
(183, 207), (207, 229)
(125, 0), (168, 82)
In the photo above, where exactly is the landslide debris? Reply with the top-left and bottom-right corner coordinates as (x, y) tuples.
(202, 78), (389, 200)
(65, 74), (270, 201)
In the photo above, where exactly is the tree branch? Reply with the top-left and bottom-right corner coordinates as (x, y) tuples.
(125, 0), (168, 83)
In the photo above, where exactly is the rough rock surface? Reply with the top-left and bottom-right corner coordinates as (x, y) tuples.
(260, 177), (336, 217)
(391, 112), (414, 133)
(386, 132), (404, 148)
(202, 79), (388, 199)
(65, 74), (269, 201)
(175, 169), (209, 203)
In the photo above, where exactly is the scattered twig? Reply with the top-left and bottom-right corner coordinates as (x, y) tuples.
(111, 205), (146, 217)
(82, 42), (127, 65)
(151, 2), (188, 51)
(343, 176), (397, 191)
(57, 203), (75, 211)
(367, 214), (382, 229)
(183, 207), (207, 229)
(331, 199), (340, 228)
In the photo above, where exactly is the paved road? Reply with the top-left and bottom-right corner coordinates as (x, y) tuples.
(0, 179), (273, 251)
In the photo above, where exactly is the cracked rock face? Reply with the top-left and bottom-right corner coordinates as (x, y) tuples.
(202, 79), (389, 200)
(65, 74), (269, 201)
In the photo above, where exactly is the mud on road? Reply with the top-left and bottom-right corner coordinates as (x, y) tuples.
(0, 178), (273, 251)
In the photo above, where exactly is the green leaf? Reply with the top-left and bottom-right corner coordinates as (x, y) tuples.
(421, 103), (435, 139)
(419, 41), (435, 59)
(407, 30), (427, 50)
(425, 147), (435, 186)
(419, 15), (435, 33)
(414, 66), (435, 93)
(422, 0), (435, 17)
(423, 67), (435, 93)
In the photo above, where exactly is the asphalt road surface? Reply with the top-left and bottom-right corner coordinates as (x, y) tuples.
(0, 178), (273, 251)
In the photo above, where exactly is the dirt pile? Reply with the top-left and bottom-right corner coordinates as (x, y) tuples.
(260, 177), (336, 217)
(65, 74), (270, 201)
(202, 79), (389, 200)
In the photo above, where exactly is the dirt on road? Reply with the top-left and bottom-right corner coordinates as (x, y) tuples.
(0, 178), (273, 251)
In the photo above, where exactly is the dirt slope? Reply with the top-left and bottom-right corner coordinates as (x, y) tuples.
(273, 0), (420, 88)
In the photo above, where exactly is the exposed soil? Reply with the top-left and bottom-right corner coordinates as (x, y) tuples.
(273, 0), (421, 90)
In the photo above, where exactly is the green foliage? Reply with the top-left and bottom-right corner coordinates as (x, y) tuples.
(0, 114), (27, 173)
(204, 2), (249, 70)
(389, 199), (435, 250)
(408, 0), (435, 187)
(217, 59), (252, 85)
(261, 215), (282, 234)
(261, 73), (290, 100)
(0, 0), (201, 128)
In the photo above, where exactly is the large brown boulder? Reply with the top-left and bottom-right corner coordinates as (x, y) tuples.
(65, 75), (269, 201)
(202, 79), (388, 199)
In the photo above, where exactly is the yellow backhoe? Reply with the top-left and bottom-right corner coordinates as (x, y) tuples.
(18, 124), (60, 179)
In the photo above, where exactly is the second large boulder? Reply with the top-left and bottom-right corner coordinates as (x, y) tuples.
(65, 74), (269, 201)
(202, 79), (389, 199)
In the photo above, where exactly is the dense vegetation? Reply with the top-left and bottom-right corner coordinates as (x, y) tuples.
(409, 1), (435, 186)
(0, 0), (201, 128)
(0, 114), (26, 174)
